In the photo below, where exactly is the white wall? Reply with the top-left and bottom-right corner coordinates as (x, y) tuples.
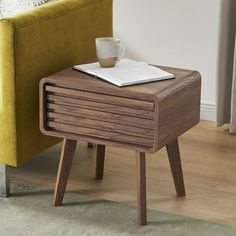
(113, 0), (222, 121)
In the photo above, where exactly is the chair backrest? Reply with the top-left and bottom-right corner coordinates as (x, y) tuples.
(0, 0), (113, 166)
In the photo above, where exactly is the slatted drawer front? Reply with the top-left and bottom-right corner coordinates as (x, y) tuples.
(45, 85), (155, 148)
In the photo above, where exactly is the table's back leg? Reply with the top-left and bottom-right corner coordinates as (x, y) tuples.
(166, 138), (185, 197)
(54, 139), (77, 206)
(136, 151), (147, 226)
(96, 145), (106, 179)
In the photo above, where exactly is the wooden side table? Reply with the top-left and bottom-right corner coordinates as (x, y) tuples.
(40, 66), (201, 225)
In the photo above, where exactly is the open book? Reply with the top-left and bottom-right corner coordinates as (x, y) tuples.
(73, 58), (174, 87)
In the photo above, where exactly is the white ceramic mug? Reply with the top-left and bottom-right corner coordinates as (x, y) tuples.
(96, 37), (125, 68)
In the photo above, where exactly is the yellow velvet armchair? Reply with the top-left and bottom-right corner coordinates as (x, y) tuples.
(0, 0), (113, 197)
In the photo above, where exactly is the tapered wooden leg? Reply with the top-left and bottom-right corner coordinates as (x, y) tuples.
(54, 139), (77, 206)
(96, 145), (105, 179)
(136, 151), (147, 226)
(166, 138), (185, 197)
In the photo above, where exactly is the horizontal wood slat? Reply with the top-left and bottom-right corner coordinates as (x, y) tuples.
(47, 103), (155, 129)
(48, 112), (154, 138)
(45, 84), (155, 148)
(46, 86), (154, 110)
(48, 121), (153, 147)
(47, 94), (154, 119)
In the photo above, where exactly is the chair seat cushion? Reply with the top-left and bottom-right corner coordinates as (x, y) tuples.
(0, 0), (54, 18)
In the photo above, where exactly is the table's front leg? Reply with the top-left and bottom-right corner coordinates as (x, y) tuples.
(96, 145), (106, 180)
(166, 138), (185, 197)
(54, 139), (77, 206)
(136, 151), (147, 226)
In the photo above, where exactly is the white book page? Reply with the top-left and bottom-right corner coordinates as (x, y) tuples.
(101, 68), (173, 86)
(73, 58), (174, 87)
(74, 59), (147, 73)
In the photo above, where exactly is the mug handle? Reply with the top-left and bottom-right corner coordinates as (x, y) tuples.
(117, 44), (125, 62)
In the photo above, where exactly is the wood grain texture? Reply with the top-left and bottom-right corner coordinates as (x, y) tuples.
(41, 129), (154, 153)
(54, 139), (77, 206)
(136, 152), (147, 226)
(166, 139), (185, 197)
(40, 66), (201, 153)
(39, 80), (48, 133)
(43, 66), (195, 101)
(46, 85), (154, 110)
(96, 145), (106, 180)
(48, 121), (153, 147)
(47, 103), (154, 129)
(157, 72), (201, 150)
(47, 94), (154, 119)
(47, 112), (154, 138)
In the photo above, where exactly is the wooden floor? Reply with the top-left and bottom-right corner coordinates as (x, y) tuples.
(11, 121), (236, 226)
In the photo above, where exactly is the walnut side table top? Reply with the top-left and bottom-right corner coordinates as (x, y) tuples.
(39, 65), (201, 225)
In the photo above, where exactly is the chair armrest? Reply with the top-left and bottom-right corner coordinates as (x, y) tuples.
(0, 0), (112, 166)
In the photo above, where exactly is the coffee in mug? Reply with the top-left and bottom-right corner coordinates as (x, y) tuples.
(96, 37), (125, 68)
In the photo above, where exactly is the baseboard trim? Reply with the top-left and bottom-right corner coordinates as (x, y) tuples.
(200, 102), (216, 121)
